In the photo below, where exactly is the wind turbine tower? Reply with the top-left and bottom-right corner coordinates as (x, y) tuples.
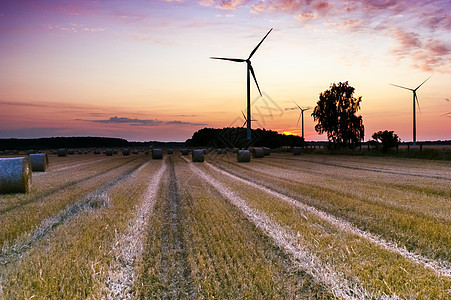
(390, 76), (431, 146)
(211, 28), (273, 141)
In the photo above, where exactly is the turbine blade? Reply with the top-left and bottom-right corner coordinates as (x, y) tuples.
(210, 57), (246, 62)
(440, 112), (451, 117)
(249, 64), (262, 96)
(293, 101), (301, 109)
(415, 93), (421, 114)
(248, 28), (273, 59)
(296, 113), (302, 126)
(390, 83), (414, 91)
(241, 110), (246, 120)
(415, 75), (432, 91)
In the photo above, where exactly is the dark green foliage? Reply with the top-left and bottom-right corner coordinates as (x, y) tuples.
(186, 127), (304, 148)
(372, 130), (400, 153)
(312, 82), (364, 148)
(0, 137), (185, 151)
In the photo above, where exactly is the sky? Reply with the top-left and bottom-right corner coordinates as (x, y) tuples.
(0, 0), (450, 142)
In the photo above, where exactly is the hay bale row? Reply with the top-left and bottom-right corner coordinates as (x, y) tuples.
(252, 147), (265, 158)
(122, 148), (130, 156)
(57, 148), (67, 157)
(152, 149), (163, 159)
(29, 153), (48, 172)
(293, 147), (302, 156)
(215, 148), (227, 154)
(237, 150), (251, 162)
(0, 157), (32, 194)
(192, 149), (204, 162)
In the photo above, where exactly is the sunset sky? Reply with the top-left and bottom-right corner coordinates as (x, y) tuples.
(1, 0), (450, 142)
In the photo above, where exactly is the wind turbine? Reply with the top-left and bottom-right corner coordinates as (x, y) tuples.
(292, 101), (311, 140)
(211, 28), (273, 141)
(390, 76), (431, 146)
(241, 110), (257, 127)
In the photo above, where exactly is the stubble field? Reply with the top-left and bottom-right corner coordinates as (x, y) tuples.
(0, 151), (450, 299)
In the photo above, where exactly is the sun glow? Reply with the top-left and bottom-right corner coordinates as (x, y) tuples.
(282, 131), (296, 136)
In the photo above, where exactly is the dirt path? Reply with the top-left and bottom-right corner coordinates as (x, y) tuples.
(140, 157), (195, 299)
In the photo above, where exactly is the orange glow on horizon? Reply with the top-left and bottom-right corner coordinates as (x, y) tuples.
(282, 131), (296, 136)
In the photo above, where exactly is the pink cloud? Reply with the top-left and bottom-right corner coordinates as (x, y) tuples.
(391, 28), (451, 73)
(199, 0), (252, 10)
(231, 0), (450, 73)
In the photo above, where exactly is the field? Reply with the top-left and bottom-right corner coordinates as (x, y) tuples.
(0, 151), (450, 299)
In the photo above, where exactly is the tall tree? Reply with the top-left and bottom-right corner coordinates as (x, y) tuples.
(312, 81), (364, 148)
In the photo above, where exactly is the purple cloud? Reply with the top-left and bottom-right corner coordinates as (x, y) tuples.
(92, 116), (162, 126)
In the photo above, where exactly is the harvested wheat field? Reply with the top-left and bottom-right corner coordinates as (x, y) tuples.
(0, 152), (449, 299)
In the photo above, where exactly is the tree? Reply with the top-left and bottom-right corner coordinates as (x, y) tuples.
(311, 81), (364, 148)
(372, 130), (400, 152)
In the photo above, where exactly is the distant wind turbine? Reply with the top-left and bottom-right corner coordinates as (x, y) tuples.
(289, 101), (311, 140)
(241, 110), (257, 127)
(211, 28), (273, 141)
(390, 76), (431, 146)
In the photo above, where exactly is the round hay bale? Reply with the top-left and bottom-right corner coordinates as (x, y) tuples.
(222, 149), (227, 154)
(105, 148), (113, 156)
(68, 149), (75, 155)
(0, 157), (32, 193)
(77, 150), (83, 154)
(113, 149), (118, 154)
(237, 150), (251, 162)
(132, 149), (139, 155)
(167, 148), (174, 154)
(216, 148), (223, 154)
(144, 150), (150, 155)
(94, 149), (101, 154)
(152, 149), (163, 159)
(28, 153), (48, 172)
(192, 149), (204, 162)
(263, 147), (271, 156)
(293, 147), (302, 156)
(180, 149), (189, 155)
(122, 148), (130, 156)
(57, 148), (67, 157)
(252, 147), (265, 158)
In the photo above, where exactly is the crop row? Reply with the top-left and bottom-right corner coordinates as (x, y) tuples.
(0, 153), (449, 298)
